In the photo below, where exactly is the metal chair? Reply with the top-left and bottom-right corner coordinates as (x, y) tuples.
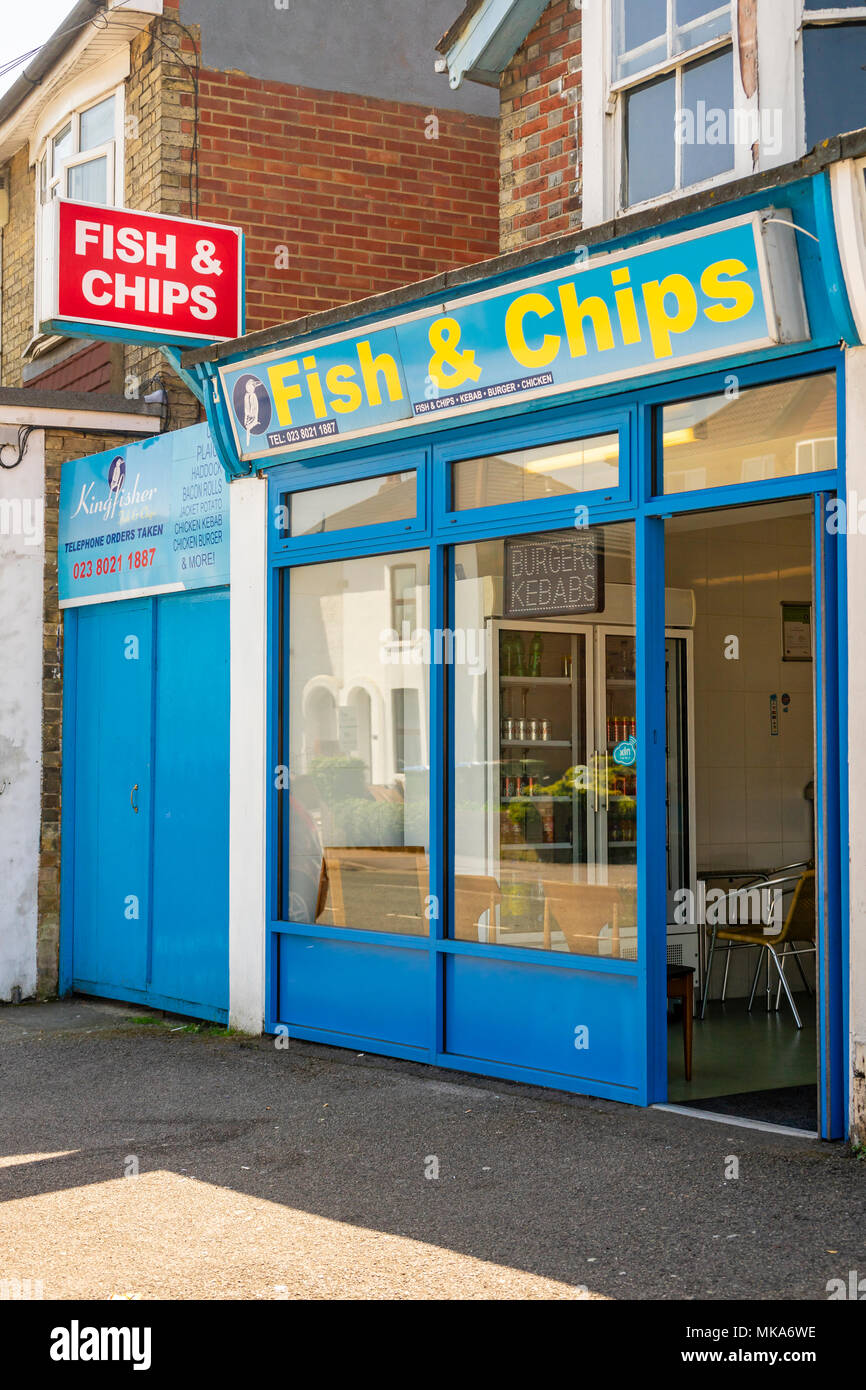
(701, 865), (816, 1028)
(700, 860), (810, 1016)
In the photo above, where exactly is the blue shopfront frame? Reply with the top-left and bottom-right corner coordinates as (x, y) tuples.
(259, 343), (847, 1134)
(184, 172), (851, 1135)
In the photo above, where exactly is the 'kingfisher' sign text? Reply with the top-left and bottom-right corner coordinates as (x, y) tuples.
(58, 424), (229, 608)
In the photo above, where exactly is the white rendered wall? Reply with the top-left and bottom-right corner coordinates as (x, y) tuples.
(846, 347), (866, 1139)
(0, 428), (45, 1000)
(228, 474), (268, 1034)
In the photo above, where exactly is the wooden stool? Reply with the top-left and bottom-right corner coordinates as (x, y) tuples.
(667, 964), (695, 1082)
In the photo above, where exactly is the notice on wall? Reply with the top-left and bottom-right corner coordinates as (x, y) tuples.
(781, 601), (812, 661)
(504, 530), (603, 618)
(58, 424), (229, 608)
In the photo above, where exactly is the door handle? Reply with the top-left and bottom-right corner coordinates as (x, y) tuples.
(593, 751), (599, 813)
(130, 783), (139, 814)
(603, 751), (609, 811)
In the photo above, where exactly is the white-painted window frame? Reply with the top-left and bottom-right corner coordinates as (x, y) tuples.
(797, 3), (866, 153)
(31, 82), (125, 351)
(582, 0), (809, 229)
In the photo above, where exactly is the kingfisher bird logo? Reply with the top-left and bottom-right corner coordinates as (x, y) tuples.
(108, 456), (126, 493)
(232, 373), (271, 446)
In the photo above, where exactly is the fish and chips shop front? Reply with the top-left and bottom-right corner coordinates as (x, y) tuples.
(185, 175), (856, 1137)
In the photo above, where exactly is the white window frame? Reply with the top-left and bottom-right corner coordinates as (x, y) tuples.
(583, 1), (805, 228)
(611, 1), (730, 83)
(612, 37), (745, 213)
(31, 83), (125, 350)
(796, 2), (866, 154)
(61, 142), (118, 205)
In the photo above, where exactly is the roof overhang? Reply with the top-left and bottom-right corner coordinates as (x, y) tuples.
(0, 0), (162, 167)
(0, 387), (163, 433)
(437, 0), (549, 89)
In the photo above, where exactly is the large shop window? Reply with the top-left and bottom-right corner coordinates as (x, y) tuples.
(451, 432), (619, 511)
(451, 523), (637, 958)
(660, 373), (837, 494)
(285, 551), (430, 934)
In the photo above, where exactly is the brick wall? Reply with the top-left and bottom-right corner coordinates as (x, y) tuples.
(2, 3), (499, 391)
(37, 428), (132, 996)
(160, 0), (499, 328)
(1, 147), (36, 386)
(195, 76), (500, 328)
(124, 12), (200, 429)
(0, 14), (199, 429)
(500, 0), (582, 254)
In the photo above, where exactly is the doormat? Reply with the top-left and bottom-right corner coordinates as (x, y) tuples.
(684, 1084), (817, 1131)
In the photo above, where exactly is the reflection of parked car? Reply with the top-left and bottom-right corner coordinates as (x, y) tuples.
(289, 794), (329, 923)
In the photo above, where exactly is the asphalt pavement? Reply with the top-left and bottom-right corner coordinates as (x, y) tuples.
(0, 998), (863, 1300)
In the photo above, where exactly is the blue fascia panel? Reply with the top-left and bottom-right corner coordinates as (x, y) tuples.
(199, 361), (251, 479)
(205, 177), (821, 380)
(202, 177), (846, 477)
(812, 172), (861, 347)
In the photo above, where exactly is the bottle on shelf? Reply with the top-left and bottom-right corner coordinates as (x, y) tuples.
(528, 632), (544, 677)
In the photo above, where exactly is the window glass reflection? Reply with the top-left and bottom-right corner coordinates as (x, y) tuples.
(289, 471), (415, 536)
(67, 156), (109, 204)
(452, 525), (638, 958)
(452, 433), (619, 511)
(803, 23), (866, 149)
(681, 49), (735, 186)
(662, 374), (837, 494)
(286, 552), (430, 934)
(79, 96), (115, 151)
(626, 74), (676, 205)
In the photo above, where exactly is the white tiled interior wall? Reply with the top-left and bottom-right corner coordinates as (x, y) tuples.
(667, 505), (816, 998)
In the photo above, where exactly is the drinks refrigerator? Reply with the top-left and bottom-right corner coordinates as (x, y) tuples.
(486, 597), (696, 966)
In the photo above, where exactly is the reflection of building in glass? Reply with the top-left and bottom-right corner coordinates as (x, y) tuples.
(288, 552), (430, 933)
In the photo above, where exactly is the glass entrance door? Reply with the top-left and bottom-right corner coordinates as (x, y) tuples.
(446, 523), (644, 1098)
(594, 630), (638, 952)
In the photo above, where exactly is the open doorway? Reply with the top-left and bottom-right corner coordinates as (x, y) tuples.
(664, 499), (818, 1130)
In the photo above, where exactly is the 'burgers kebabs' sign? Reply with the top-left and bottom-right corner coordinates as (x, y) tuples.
(44, 199), (244, 345)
